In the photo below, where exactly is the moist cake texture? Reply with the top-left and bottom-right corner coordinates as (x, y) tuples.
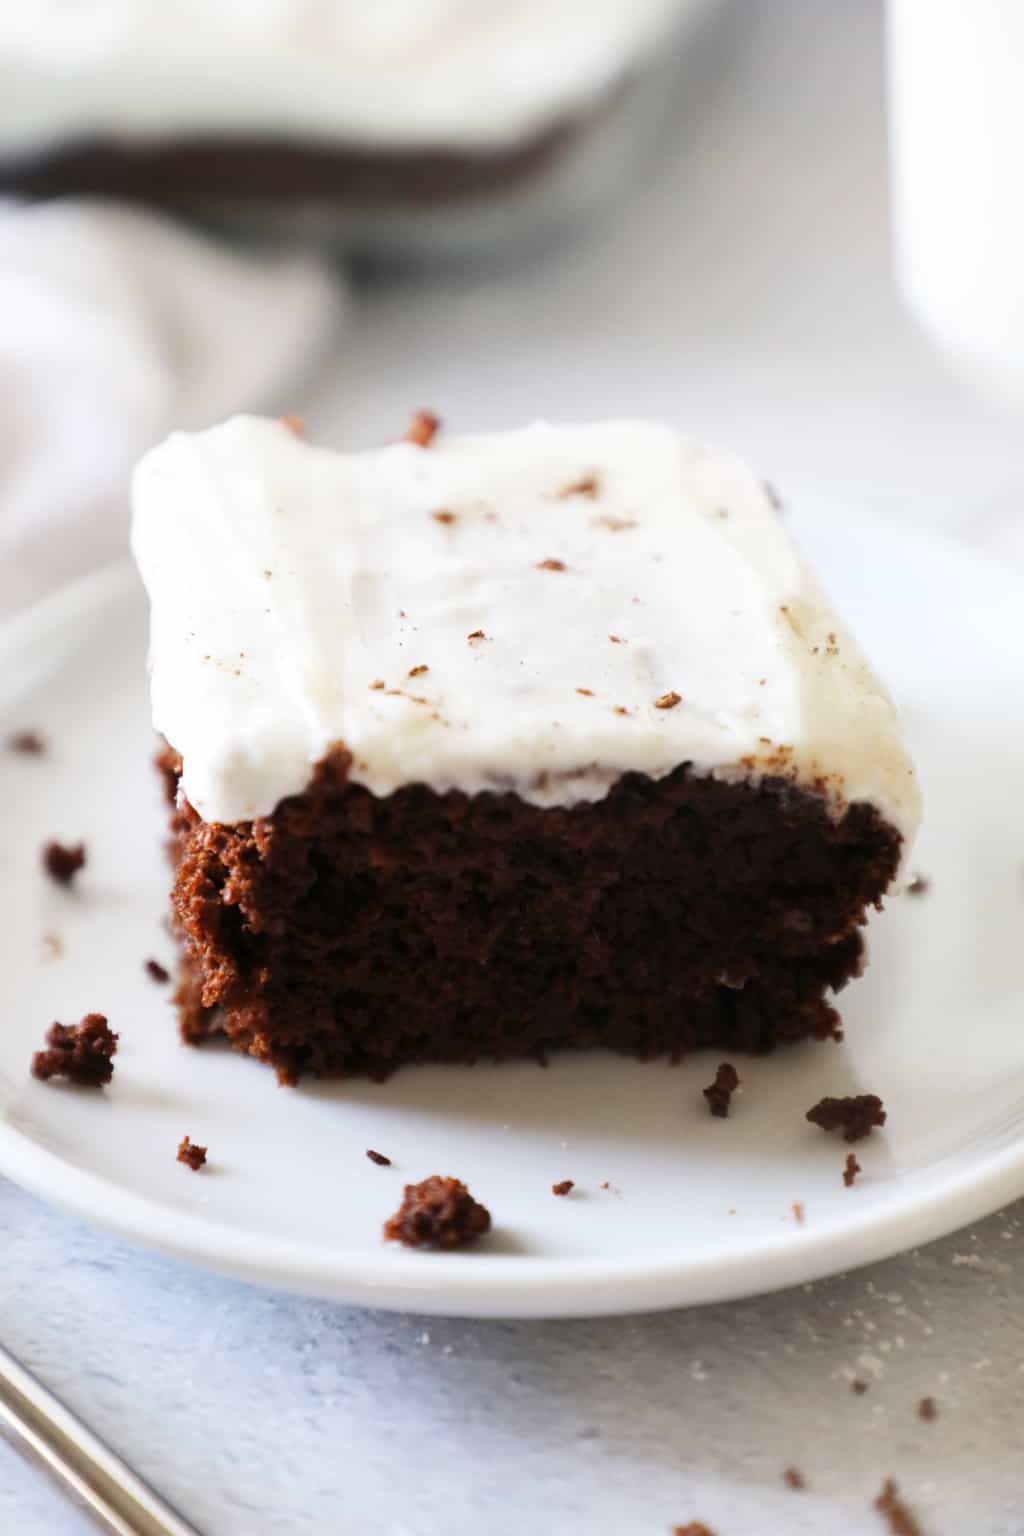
(134, 416), (919, 1082)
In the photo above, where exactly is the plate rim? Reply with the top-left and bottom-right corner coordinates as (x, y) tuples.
(2, 1107), (1023, 1318)
(2, 530), (1023, 1318)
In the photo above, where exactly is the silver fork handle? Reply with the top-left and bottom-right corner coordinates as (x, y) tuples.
(0, 1342), (202, 1536)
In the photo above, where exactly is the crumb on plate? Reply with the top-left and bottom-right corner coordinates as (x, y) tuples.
(31, 1014), (117, 1087)
(383, 1175), (490, 1249)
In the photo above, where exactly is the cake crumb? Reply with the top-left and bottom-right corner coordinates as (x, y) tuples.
(844, 1153), (862, 1187)
(594, 514), (636, 531)
(384, 1176), (491, 1249)
(145, 958), (170, 985)
(177, 1136), (207, 1171)
(917, 1396), (938, 1422)
(654, 691), (682, 710)
(703, 1062), (739, 1118)
(558, 474), (600, 500)
(431, 509), (456, 525)
(907, 874), (930, 896)
(405, 410), (441, 448)
(673, 1524), (717, 1536)
(792, 1201), (806, 1225)
(852, 1379), (869, 1395)
(874, 1478), (923, 1535)
(279, 414), (305, 437)
(366, 1149), (392, 1167)
(8, 729), (46, 755)
(609, 634), (625, 644)
(467, 629), (486, 642)
(552, 1179), (574, 1197)
(369, 679), (385, 690)
(408, 665), (429, 678)
(537, 558), (567, 572)
(576, 688), (594, 697)
(783, 1468), (806, 1491)
(31, 1014), (117, 1087)
(807, 1094), (887, 1143)
(41, 931), (63, 960)
(42, 840), (86, 887)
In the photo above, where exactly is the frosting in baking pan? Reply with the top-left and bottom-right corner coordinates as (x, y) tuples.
(0, 0), (701, 154)
(132, 415), (920, 841)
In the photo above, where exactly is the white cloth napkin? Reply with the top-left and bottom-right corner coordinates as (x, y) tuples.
(0, 199), (344, 617)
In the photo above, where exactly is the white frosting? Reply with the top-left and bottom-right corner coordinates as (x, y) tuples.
(0, 0), (694, 155)
(131, 415), (921, 845)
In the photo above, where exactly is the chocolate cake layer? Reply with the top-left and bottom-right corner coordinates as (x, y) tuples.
(0, 128), (570, 209)
(161, 747), (901, 1084)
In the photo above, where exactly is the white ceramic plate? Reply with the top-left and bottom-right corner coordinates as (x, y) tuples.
(1, 520), (1022, 1318)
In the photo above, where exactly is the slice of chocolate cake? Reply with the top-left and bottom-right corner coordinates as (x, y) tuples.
(132, 416), (919, 1082)
(0, 2), (702, 247)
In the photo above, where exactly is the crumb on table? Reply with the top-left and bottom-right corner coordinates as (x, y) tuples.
(8, 729), (46, 755)
(906, 874), (930, 896)
(843, 1152), (862, 1187)
(703, 1062), (740, 1118)
(145, 958), (170, 984)
(31, 1014), (117, 1087)
(673, 1524), (717, 1536)
(806, 1094), (886, 1143)
(42, 840), (86, 887)
(383, 1176), (490, 1249)
(366, 1149), (392, 1167)
(783, 1467), (806, 1490)
(177, 1136), (207, 1171)
(552, 1179), (574, 1197)
(917, 1395), (938, 1422)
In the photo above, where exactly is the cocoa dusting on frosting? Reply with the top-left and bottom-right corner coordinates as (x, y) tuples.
(874, 1479), (923, 1536)
(405, 410), (441, 448)
(557, 474), (600, 500)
